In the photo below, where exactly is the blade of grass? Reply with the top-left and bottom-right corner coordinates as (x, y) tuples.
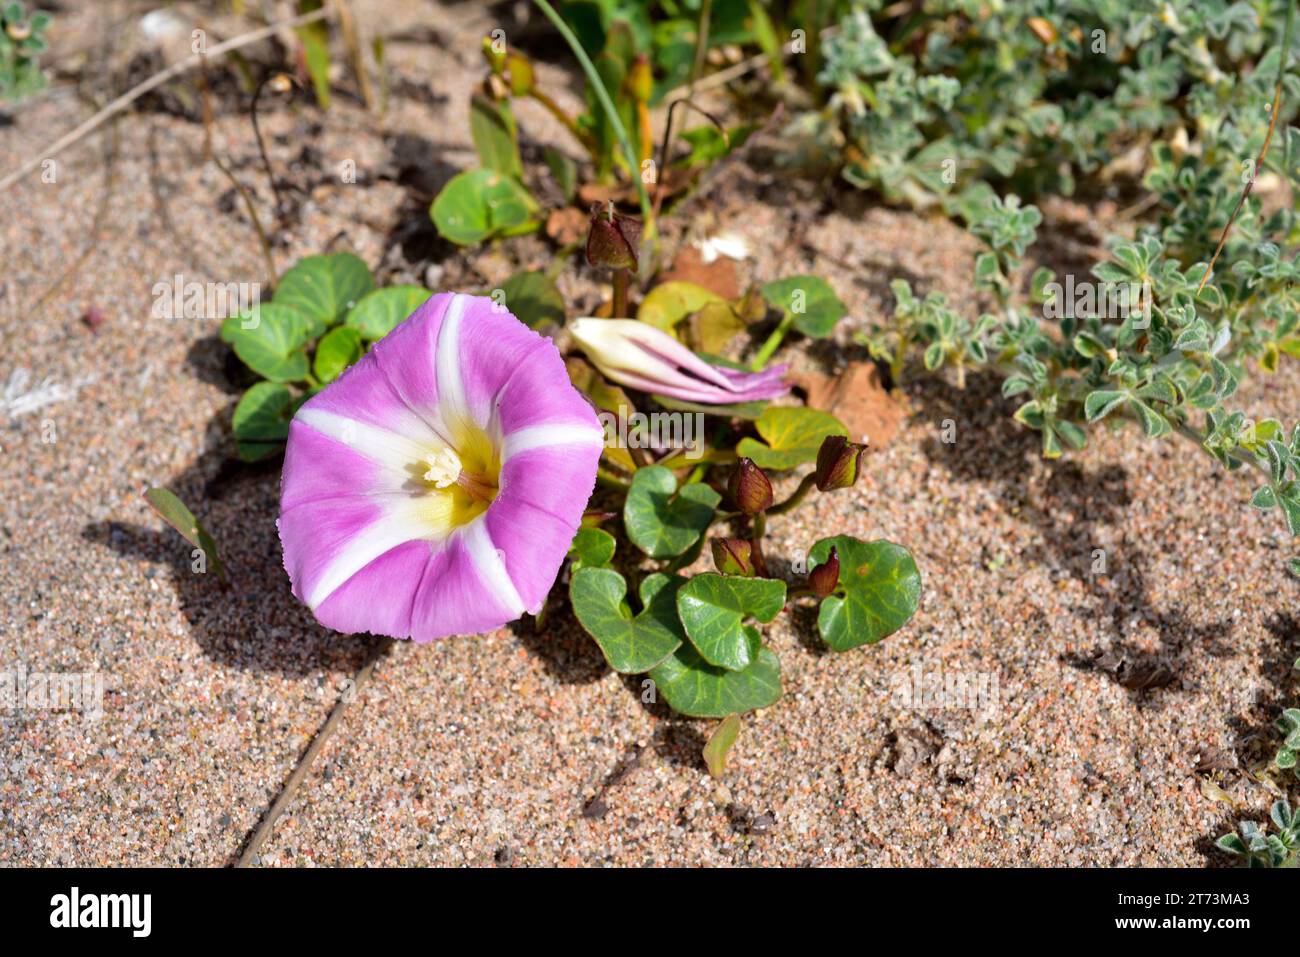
(530, 0), (656, 259)
(1197, 0), (1296, 293)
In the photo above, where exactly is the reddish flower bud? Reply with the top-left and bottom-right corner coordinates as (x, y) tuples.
(808, 546), (840, 598)
(711, 537), (757, 577)
(814, 434), (865, 492)
(728, 457), (773, 515)
(586, 203), (641, 272)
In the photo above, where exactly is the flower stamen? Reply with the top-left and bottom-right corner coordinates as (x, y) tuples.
(424, 445), (498, 504)
(423, 447), (463, 488)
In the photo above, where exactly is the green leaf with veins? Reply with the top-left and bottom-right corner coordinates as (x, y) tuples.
(737, 406), (848, 470)
(569, 567), (683, 673)
(232, 381), (293, 461)
(676, 573), (786, 671)
(498, 270), (566, 329)
(431, 168), (539, 245)
(649, 644), (782, 718)
(345, 286), (431, 341)
(808, 536), (921, 652)
(222, 303), (313, 383)
(568, 527), (616, 569)
(273, 253), (374, 338)
(761, 275), (847, 338)
(313, 325), (363, 384)
(623, 465), (721, 558)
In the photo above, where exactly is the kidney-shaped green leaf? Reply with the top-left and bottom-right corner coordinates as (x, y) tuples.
(273, 253), (374, 338)
(568, 527), (616, 569)
(313, 325), (363, 384)
(808, 536), (921, 652)
(222, 303), (313, 383)
(677, 573), (786, 671)
(498, 270), (565, 328)
(232, 381), (293, 462)
(624, 465), (721, 558)
(570, 567), (684, 673)
(736, 406), (847, 470)
(649, 644), (782, 718)
(431, 168), (538, 245)
(345, 285), (431, 340)
(762, 275), (847, 338)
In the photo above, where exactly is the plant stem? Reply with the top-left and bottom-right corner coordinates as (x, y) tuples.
(597, 467), (631, 489)
(752, 511), (766, 539)
(659, 448), (737, 470)
(212, 153), (277, 288)
(766, 472), (817, 516)
(1171, 420), (1267, 476)
(653, 0), (712, 223)
(751, 312), (796, 370)
(612, 267), (630, 318)
(529, 87), (597, 159)
(251, 73), (288, 222)
(1196, 0), (1295, 293)
(531, 0), (655, 245)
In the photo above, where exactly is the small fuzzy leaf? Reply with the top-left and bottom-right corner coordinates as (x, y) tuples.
(1084, 390), (1128, 422)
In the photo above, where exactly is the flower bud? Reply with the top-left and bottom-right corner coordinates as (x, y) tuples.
(626, 53), (653, 103)
(505, 49), (534, 96)
(728, 458), (773, 515)
(267, 73), (295, 95)
(6, 20), (31, 41)
(808, 547), (840, 598)
(711, 537), (757, 577)
(586, 203), (641, 272)
(482, 35), (506, 74)
(814, 434), (865, 492)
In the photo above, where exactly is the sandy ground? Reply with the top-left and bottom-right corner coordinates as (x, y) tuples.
(1, 1), (1297, 867)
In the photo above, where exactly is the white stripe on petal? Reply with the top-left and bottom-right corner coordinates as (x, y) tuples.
(434, 293), (470, 429)
(297, 407), (427, 479)
(502, 422), (604, 460)
(463, 518), (529, 616)
(306, 502), (429, 609)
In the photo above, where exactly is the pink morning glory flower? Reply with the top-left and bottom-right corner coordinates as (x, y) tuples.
(568, 317), (790, 404)
(278, 293), (604, 642)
